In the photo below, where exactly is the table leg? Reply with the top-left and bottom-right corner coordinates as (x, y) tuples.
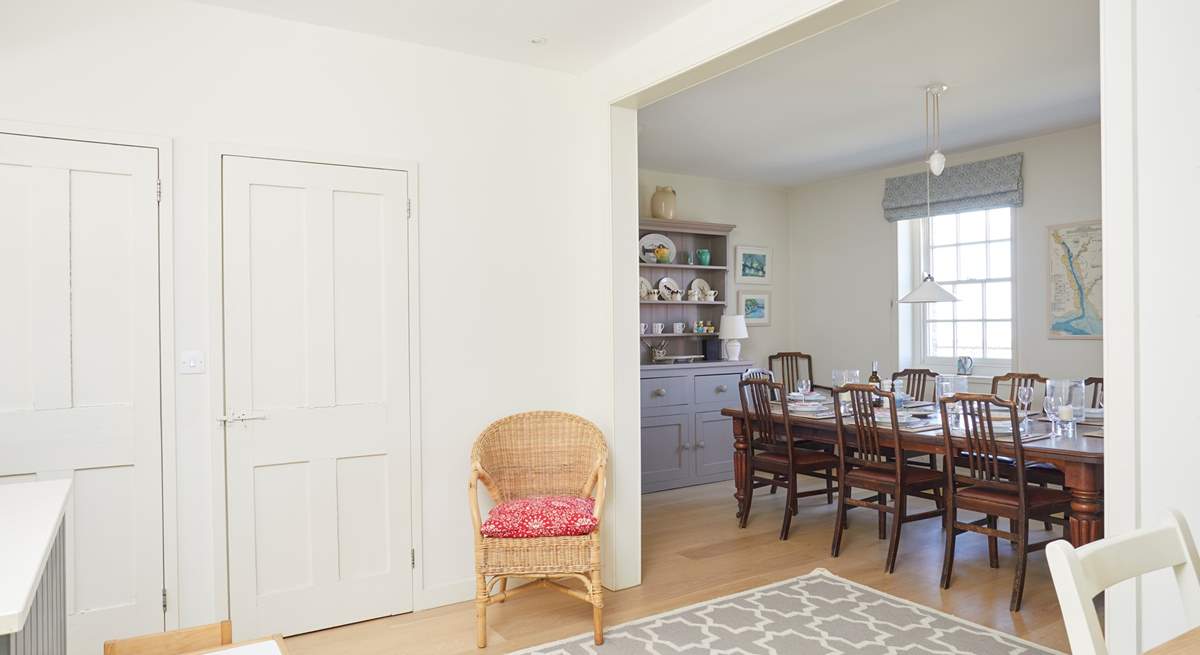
(1068, 489), (1104, 546)
(733, 418), (748, 517)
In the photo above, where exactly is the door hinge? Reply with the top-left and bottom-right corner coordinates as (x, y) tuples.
(162, 588), (168, 612)
(406, 198), (412, 220)
(156, 179), (162, 203)
(410, 548), (415, 569)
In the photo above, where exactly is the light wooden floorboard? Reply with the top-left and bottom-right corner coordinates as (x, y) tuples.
(286, 480), (1069, 654)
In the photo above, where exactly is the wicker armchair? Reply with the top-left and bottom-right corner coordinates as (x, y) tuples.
(469, 411), (609, 648)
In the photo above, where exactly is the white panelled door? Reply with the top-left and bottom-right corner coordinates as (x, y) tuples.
(0, 133), (164, 653)
(221, 155), (413, 639)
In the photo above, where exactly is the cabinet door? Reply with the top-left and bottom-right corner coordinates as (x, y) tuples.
(641, 414), (692, 493)
(694, 411), (736, 479)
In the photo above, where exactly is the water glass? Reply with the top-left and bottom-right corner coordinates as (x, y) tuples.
(796, 378), (811, 395)
(845, 369), (861, 384)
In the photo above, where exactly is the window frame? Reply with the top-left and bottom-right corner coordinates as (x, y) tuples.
(911, 207), (1018, 376)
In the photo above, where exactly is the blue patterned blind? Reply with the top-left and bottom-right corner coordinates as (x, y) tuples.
(882, 153), (1023, 222)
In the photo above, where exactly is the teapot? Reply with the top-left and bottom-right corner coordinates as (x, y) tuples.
(956, 356), (974, 375)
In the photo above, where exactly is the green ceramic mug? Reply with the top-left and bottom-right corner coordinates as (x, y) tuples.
(695, 249), (711, 266)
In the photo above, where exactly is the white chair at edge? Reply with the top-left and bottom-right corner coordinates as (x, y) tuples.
(1046, 509), (1200, 655)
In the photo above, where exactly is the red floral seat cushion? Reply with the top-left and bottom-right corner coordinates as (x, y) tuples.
(480, 495), (598, 538)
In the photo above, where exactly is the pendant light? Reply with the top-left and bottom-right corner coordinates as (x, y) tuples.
(899, 273), (959, 303)
(925, 83), (948, 176)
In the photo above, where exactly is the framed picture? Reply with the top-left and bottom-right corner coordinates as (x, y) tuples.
(1047, 221), (1102, 339)
(739, 291), (771, 326)
(735, 245), (770, 284)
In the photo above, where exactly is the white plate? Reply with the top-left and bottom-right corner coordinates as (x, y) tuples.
(788, 402), (827, 412)
(639, 233), (676, 264)
(639, 276), (653, 300)
(689, 278), (711, 294)
(657, 276), (681, 300)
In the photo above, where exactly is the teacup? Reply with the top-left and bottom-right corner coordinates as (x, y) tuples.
(673, 322), (685, 334)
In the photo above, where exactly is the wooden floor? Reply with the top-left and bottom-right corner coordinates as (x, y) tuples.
(286, 480), (1069, 654)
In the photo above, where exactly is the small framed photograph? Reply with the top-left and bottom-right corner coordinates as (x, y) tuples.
(735, 245), (770, 284)
(739, 291), (771, 326)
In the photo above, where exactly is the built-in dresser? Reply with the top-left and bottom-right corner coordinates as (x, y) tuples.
(639, 218), (749, 492)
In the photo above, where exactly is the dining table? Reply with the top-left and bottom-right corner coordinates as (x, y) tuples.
(721, 402), (1105, 547)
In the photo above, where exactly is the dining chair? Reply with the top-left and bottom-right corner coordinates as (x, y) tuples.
(104, 621), (233, 655)
(768, 351), (831, 393)
(939, 392), (1073, 611)
(1047, 509), (1200, 655)
(891, 368), (940, 469)
(892, 368), (939, 402)
(990, 372), (1048, 403)
(831, 384), (945, 573)
(469, 411), (608, 648)
(742, 367), (785, 493)
(1085, 376), (1104, 408)
(737, 378), (839, 540)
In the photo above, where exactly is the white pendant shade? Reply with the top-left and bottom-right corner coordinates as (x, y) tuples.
(899, 275), (959, 303)
(718, 314), (749, 339)
(928, 150), (946, 176)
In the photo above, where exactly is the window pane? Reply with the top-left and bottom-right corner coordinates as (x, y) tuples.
(959, 211), (987, 242)
(959, 243), (987, 280)
(931, 246), (957, 281)
(986, 281), (1012, 319)
(929, 214), (956, 246)
(988, 208), (1011, 240)
(988, 241), (1012, 278)
(954, 283), (983, 319)
(928, 299), (954, 320)
(928, 322), (955, 357)
(956, 321), (983, 357)
(986, 322), (1012, 360)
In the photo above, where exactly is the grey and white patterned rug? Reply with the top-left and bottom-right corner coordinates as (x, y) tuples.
(511, 568), (1062, 654)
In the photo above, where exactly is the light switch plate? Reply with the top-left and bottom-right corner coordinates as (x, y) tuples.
(179, 350), (206, 375)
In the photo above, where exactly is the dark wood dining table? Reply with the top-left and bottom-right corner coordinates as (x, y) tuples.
(720, 406), (1105, 547)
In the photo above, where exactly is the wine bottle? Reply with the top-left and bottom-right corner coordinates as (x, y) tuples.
(868, 361), (881, 385)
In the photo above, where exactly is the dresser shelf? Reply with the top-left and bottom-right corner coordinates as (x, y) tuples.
(639, 262), (728, 271)
(642, 332), (720, 338)
(640, 300), (725, 306)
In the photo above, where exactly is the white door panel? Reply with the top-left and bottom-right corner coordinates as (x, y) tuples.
(0, 133), (164, 654)
(222, 155), (412, 639)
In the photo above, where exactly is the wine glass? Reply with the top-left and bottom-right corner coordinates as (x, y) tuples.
(1043, 388), (1061, 436)
(796, 378), (811, 396)
(1017, 386), (1033, 430)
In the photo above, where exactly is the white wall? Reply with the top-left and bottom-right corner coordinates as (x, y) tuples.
(637, 169), (791, 368)
(0, 0), (582, 624)
(786, 124), (1103, 385)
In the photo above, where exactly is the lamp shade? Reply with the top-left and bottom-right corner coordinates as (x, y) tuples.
(719, 314), (749, 339)
(898, 275), (959, 303)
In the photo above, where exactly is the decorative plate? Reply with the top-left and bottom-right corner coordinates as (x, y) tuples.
(639, 233), (676, 264)
(639, 276), (653, 300)
(657, 277), (681, 300)
(689, 278), (712, 294)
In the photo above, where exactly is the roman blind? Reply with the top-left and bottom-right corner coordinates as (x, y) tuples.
(882, 153), (1023, 222)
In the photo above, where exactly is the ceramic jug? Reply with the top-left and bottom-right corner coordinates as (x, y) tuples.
(650, 186), (676, 220)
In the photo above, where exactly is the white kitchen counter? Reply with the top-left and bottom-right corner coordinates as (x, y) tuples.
(0, 479), (71, 635)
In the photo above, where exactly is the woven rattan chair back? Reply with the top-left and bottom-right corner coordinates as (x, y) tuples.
(470, 411), (607, 503)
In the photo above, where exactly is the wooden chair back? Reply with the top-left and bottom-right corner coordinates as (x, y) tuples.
(738, 378), (792, 458)
(891, 368), (938, 402)
(990, 372), (1048, 403)
(940, 393), (1027, 495)
(768, 352), (818, 392)
(1047, 509), (1200, 655)
(103, 621), (232, 655)
(470, 411), (607, 503)
(1085, 376), (1104, 408)
(833, 384), (902, 476)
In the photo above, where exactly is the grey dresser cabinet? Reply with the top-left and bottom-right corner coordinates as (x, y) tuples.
(641, 360), (750, 493)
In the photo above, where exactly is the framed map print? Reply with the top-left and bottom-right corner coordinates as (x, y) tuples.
(739, 291), (771, 326)
(735, 245), (770, 284)
(1047, 221), (1102, 339)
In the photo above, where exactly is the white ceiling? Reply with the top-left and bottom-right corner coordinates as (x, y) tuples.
(189, 0), (708, 72)
(638, 0), (1100, 186)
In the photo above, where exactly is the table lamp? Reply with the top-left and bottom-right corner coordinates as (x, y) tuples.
(718, 314), (749, 361)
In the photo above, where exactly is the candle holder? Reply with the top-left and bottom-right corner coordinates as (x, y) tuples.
(1046, 378), (1086, 438)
